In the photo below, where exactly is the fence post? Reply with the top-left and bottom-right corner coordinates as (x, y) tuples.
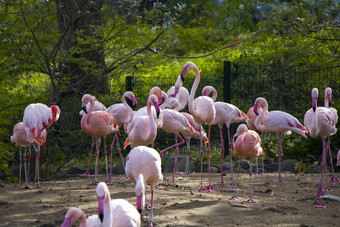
(223, 61), (231, 160)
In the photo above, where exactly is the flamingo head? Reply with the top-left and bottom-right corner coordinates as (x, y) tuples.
(149, 94), (161, 118)
(136, 194), (143, 214)
(96, 182), (109, 223)
(51, 105), (60, 121)
(81, 105), (88, 114)
(311, 88), (318, 112)
(61, 207), (83, 227)
(325, 87), (332, 108)
(253, 103), (259, 115)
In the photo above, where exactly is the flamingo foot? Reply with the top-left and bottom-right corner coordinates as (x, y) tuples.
(246, 199), (255, 203)
(109, 176), (118, 180)
(322, 188), (333, 192)
(105, 180), (113, 184)
(91, 173), (102, 177)
(145, 204), (151, 211)
(125, 176), (130, 180)
(260, 171), (267, 175)
(329, 176), (340, 184)
(230, 195), (239, 200)
(36, 184), (43, 189)
(204, 186), (215, 192)
(273, 179), (281, 183)
(313, 203), (326, 208)
(23, 185), (33, 190)
(90, 180), (99, 185)
(197, 187), (205, 192)
(168, 178), (175, 183)
(80, 170), (91, 176)
(214, 182), (225, 187)
(227, 183), (236, 188)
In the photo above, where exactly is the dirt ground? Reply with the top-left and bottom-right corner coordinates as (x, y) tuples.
(0, 170), (339, 227)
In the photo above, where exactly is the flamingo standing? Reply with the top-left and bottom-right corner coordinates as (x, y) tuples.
(180, 62), (216, 192)
(23, 103), (60, 188)
(106, 91), (137, 180)
(202, 85), (248, 187)
(304, 88), (336, 208)
(79, 95), (107, 177)
(125, 146), (163, 227)
(323, 87), (339, 184)
(232, 124), (263, 202)
(124, 94), (160, 149)
(246, 106), (267, 175)
(62, 207), (100, 227)
(96, 182), (141, 227)
(253, 97), (307, 183)
(81, 94), (119, 184)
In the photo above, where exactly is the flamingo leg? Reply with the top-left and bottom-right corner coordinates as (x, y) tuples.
(246, 163), (255, 203)
(170, 134), (178, 182)
(227, 126), (235, 188)
(198, 128), (205, 192)
(104, 137), (112, 184)
(314, 138), (326, 208)
(148, 189), (155, 227)
(23, 147), (32, 189)
(274, 133), (282, 183)
(35, 133), (42, 188)
(327, 137), (339, 184)
(175, 134), (185, 174)
(24, 144), (33, 189)
(215, 127), (225, 187)
(91, 136), (99, 185)
(183, 138), (191, 177)
(81, 135), (95, 176)
(19, 147), (22, 185)
(204, 126), (215, 192)
(92, 137), (102, 177)
(230, 160), (241, 200)
(115, 133), (129, 180)
(159, 134), (185, 158)
(261, 155), (266, 174)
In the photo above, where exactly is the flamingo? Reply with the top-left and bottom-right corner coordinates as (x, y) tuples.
(246, 106), (267, 175)
(180, 62), (216, 192)
(232, 124), (263, 202)
(79, 95), (107, 177)
(304, 88), (336, 208)
(202, 85), (248, 187)
(106, 91), (137, 180)
(125, 146), (163, 227)
(323, 87), (339, 184)
(23, 103), (60, 188)
(253, 97), (307, 183)
(158, 99), (194, 182)
(81, 94), (119, 184)
(124, 94), (161, 149)
(166, 75), (189, 111)
(61, 207), (100, 227)
(96, 182), (141, 227)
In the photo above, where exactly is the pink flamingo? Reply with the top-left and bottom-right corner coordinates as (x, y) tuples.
(81, 94), (119, 184)
(158, 100), (194, 182)
(202, 85), (248, 187)
(324, 87), (339, 184)
(23, 103), (60, 188)
(106, 91), (137, 180)
(180, 62), (216, 192)
(246, 106), (267, 175)
(124, 94), (161, 149)
(167, 75), (189, 111)
(62, 207), (100, 227)
(232, 124), (263, 202)
(96, 182), (141, 227)
(253, 97), (307, 183)
(304, 88), (336, 208)
(167, 99), (208, 176)
(79, 95), (106, 177)
(125, 146), (163, 227)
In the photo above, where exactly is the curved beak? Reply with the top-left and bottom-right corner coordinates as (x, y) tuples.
(82, 106), (88, 114)
(97, 196), (104, 223)
(136, 194), (143, 214)
(312, 96), (317, 112)
(253, 104), (258, 115)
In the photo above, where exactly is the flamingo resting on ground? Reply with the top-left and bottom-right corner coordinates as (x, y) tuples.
(96, 182), (141, 227)
(81, 94), (119, 184)
(323, 87), (339, 184)
(106, 91), (137, 180)
(62, 207), (100, 227)
(124, 94), (161, 149)
(180, 62), (216, 192)
(125, 146), (163, 227)
(304, 88), (336, 208)
(232, 124), (263, 202)
(23, 103), (60, 188)
(254, 97), (307, 183)
(79, 95), (106, 177)
(202, 85), (248, 187)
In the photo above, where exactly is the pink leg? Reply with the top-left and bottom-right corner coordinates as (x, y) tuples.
(159, 134), (185, 158)
(35, 148), (41, 188)
(175, 135), (185, 174)
(81, 135), (95, 176)
(230, 160), (241, 200)
(227, 127), (235, 188)
(327, 138), (339, 184)
(24, 145), (33, 189)
(148, 189), (155, 227)
(215, 127), (225, 187)
(274, 133), (282, 183)
(109, 133), (118, 180)
(183, 138), (191, 177)
(91, 136), (99, 185)
(314, 138), (326, 208)
(198, 129), (205, 192)
(246, 163), (255, 203)
(104, 138), (112, 184)
(23, 147), (32, 189)
(169, 134), (178, 182)
(204, 126), (215, 192)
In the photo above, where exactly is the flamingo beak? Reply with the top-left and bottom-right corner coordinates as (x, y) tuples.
(82, 106), (88, 114)
(136, 194), (143, 214)
(97, 196), (104, 222)
(233, 135), (238, 143)
(241, 112), (248, 120)
(312, 96), (317, 112)
(180, 66), (187, 82)
(253, 104), (258, 115)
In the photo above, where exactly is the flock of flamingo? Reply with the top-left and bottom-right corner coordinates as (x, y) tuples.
(10, 62), (339, 226)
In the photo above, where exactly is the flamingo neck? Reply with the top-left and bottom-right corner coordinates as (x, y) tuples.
(254, 101), (268, 132)
(160, 91), (169, 110)
(147, 101), (157, 137)
(103, 192), (112, 226)
(188, 66), (200, 115)
(123, 94), (134, 121)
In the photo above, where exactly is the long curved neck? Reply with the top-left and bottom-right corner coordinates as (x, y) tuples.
(147, 101), (157, 137)
(88, 97), (95, 114)
(254, 101), (268, 132)
(160, 91), (169, 110)
(188, 65), (200, 115)
(324, 95), (329, 108)
(123, 94), (134, 119)
(103, 191), (112, 226)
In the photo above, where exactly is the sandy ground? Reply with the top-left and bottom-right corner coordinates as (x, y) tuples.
(0, 170), (339, 227)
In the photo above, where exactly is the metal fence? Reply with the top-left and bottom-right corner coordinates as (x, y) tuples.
(125, 62), (340, 158)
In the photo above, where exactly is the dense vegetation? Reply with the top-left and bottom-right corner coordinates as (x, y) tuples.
(1, 0), (339, 181)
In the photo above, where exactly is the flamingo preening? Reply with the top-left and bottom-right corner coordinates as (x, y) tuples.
(304, 88), (336, 208)
(23, 103), (60, 188)
(254, 97), (307, 183)
(81, 94), (119, 184)
(62, 207), (100, 227)
(180, 62), (216, 192)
